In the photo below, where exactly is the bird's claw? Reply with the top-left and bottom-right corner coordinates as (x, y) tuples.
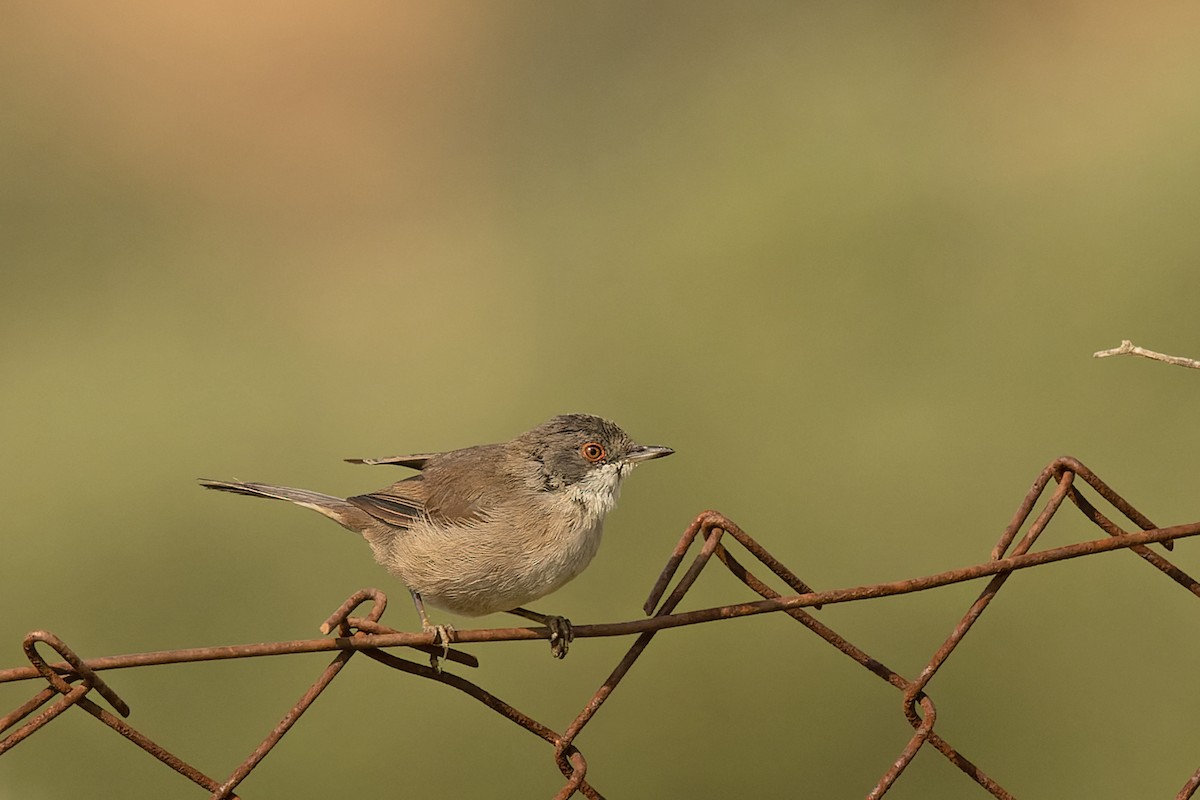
(422, 623), (455, 671)
(544, 615), (573, 659)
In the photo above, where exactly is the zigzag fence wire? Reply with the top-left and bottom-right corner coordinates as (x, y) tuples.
(3, 456), (1200, 798)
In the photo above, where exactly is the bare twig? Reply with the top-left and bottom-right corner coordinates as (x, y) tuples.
(1092, 339), (1200, 368)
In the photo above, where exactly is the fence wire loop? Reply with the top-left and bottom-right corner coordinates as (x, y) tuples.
(3, 455), (1200, 798)
(23, 630), (130, 718)
(320, 587), (387, 636)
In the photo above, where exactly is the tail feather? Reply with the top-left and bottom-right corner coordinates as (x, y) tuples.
(199, 479), (375, 533)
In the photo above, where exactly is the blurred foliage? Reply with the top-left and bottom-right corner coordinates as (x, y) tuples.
(3, 2), (1200, 798)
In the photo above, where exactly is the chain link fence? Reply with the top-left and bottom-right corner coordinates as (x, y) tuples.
(3, 456), (1198, 798)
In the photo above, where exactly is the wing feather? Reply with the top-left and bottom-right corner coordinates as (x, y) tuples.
(344, 452), (439, 469)
(346, 443), (507, 531)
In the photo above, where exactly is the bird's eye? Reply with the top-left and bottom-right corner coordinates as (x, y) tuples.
(581, 442), (606, 462)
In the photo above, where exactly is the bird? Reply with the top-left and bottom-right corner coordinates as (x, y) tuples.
(199, 413), (673, 660)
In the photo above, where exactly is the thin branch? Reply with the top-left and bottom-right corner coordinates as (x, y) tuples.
(1092, 339), (1200, 368)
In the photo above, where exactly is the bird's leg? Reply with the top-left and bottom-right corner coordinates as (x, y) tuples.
(410, 590), (453, 670)
(509, 607), (573, 659)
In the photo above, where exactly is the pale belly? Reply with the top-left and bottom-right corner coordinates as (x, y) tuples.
(373, 516), (606, 617)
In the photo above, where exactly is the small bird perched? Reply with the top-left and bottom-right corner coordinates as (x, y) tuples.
(200, 414), (673, 660)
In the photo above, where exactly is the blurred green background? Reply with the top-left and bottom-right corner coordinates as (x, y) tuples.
(3, 2), (1200, 797)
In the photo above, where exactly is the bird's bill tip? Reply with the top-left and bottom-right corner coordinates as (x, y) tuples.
(626, 444), (674, 462)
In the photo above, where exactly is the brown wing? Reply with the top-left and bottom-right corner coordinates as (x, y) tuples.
(346, 475), (429, 530)
(343, 443), (506, 532)
(346, 469), (493, 531)
(346, 443), (508, 531)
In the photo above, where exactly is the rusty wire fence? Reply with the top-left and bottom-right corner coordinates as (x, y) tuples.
(3, 455), (1200, 798)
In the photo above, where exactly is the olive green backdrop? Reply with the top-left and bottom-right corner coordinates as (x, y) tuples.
(3, 3), (1199, 798)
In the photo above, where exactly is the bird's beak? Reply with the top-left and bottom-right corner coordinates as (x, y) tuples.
(626, 444), (675, 462)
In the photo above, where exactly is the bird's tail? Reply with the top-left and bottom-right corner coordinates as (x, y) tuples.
(198, 479), (375, 533)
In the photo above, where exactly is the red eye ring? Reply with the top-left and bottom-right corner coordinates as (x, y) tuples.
(581, 442), (606, 462)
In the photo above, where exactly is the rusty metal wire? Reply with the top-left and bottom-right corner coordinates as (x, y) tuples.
(3, 455), (1200, 797)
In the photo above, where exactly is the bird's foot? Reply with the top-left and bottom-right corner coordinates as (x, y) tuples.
(544, 615), (573, 659)
(422, 622), (455, 672)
